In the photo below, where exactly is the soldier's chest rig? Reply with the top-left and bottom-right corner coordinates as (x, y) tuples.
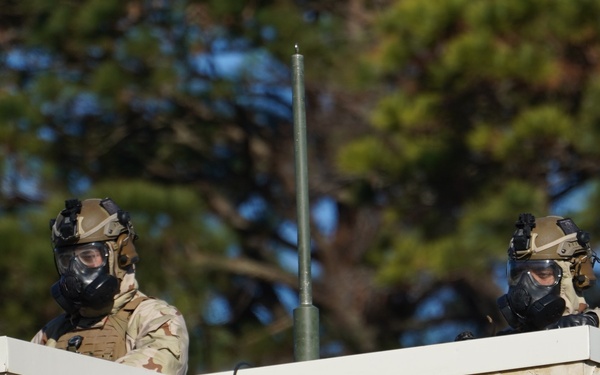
(49, 297), (148, 361)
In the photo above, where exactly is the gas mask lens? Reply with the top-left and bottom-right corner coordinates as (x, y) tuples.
(54, 242), (108, 274)
(507, 259), (562, 287)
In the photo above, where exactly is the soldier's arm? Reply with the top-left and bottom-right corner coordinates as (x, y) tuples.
(117, 299), (189, 375)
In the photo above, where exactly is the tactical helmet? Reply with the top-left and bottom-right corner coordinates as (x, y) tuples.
(508, 213), (596, 290)
(50, 198), (139, 271)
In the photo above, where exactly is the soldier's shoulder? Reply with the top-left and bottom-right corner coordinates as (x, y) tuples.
(135, 294), (183, 318)
(127, 294), (187, 339)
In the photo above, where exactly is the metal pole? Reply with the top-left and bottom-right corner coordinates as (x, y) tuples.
(291, 44), (319, 362)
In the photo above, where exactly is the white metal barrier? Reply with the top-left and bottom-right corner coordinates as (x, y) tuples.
(3, 326), (600, 374)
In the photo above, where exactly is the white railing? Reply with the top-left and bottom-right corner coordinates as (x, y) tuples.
(3, 326), (600, 375)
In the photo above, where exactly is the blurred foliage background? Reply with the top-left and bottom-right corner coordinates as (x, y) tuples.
(3, 0), (600, 373)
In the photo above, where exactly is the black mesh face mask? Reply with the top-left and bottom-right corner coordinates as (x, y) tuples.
(498, 259), (565, 330)
(51, 242), (119, 314)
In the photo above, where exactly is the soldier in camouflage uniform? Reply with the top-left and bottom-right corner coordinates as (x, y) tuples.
(32, 198), (189, 375)
(497, 213), (600, 334)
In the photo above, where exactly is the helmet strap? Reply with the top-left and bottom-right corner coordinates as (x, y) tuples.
(116, 233), (140, 269)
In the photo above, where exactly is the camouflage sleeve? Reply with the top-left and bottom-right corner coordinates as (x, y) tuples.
(116, 299), (189, 375)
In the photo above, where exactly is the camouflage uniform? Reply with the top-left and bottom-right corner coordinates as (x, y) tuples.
(32, 273), (189, 375)
(497, 214), (600, 333)
(558, 260), (600, 317)
(31, 198), (189, 375)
